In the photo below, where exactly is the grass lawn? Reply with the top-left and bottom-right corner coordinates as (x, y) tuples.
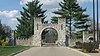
(0, 46), (30, 56)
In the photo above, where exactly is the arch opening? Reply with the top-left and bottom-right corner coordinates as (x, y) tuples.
(41, 28), (58, 44)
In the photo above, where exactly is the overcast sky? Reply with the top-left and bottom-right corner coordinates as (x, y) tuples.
(0, 0), (100, 30)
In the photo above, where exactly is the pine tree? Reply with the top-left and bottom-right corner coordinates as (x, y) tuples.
(73, 7), (91, 31)
(51, 17), (58, 23)
(0, 20), (3, 39)
(16, 0), (46, 38)
(0, 20), (6, 39)
(52, 0), (91, 37)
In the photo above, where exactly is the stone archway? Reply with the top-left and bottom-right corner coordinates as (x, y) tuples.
(32, 17), (67, 47)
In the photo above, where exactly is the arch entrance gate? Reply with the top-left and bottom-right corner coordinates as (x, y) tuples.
(32, 18), (67, 47)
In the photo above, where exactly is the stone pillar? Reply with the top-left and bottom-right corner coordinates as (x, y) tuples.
(83, 31), (89, 42)
(33, 17), (41, 47)
(57, 18), (66, 46)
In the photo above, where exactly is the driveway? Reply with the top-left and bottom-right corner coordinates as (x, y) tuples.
(15, 47), (90, 56)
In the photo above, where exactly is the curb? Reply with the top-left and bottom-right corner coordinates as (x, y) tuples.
(8, 47), (31, 56)
(67, 47), (91, 56)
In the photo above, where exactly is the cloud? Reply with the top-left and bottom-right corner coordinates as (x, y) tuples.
(0, 10), (19, 22)
(20, 0), (33, 5)
(10, 18), (18, 22)
(77, 0), (100, 3)
(39, 0), (61, 5)
(20, 0), (62, 5)
(0, 10), (19, 29)
(0, 10), (19, 18)
(20, 0), (97, 5)
(77, 0), (92, 3)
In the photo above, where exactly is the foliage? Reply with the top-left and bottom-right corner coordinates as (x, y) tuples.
(74, 17), (91, 31)
(0, 20), (11, 47)
(2, 24), (12, 39)
(82, 42), (93, 52)
(0, 20), (12, 39)
(75, 41), (82, 48)
(0, 36), (8, 46)
(43, 21), (48, 24)
(16, 0), (46, 39)
(51, 17), (58, 23)
(0, 39), (8, 47)
(52, 0), (91, 33)
(74, 31), (83, 38)
(0, 20), (5, 39)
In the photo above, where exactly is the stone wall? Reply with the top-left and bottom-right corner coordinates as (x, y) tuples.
(69, 38), (83, 46)
(83, 31), (98, 42)
(16, 37), (33, 46)
(82, 31), (100, 49)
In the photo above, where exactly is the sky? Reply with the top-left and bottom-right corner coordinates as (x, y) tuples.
(0, 0), (100, 30)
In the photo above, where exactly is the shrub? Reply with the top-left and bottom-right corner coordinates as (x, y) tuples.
(0, 39), (8, 47)
(82, 42), (93, 52)
(0, 36), (8, 47)
(75, 41), (82, 48)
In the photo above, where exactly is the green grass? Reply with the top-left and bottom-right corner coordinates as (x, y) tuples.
(0, 46), (30, 56)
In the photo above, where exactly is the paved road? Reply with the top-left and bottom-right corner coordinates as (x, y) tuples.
(15, 47), (90, 56)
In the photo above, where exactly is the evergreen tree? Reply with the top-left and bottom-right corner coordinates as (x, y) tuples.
(0, 20), (5, 39)
(0, 20), (2, 34)
(51, 17), (58, 23)
(16, 0), (46, 38)
(0, 20), (3, 39)
(73, 7), (91, 31)
(52, 0), (91, 37)
(0, 20), (11, 39)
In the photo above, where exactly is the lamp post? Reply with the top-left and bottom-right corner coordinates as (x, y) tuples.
(93, 0), (96, 42)
(96, 0), (99, 49)
(97, 0), (99, 42)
